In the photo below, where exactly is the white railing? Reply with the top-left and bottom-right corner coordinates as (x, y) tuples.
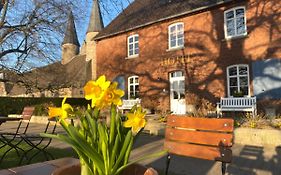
(118, 99), (141, 113)
(217, 96), (257, 117)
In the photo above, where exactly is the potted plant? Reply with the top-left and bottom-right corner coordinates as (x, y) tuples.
(43, 75), (166, 175)
(233, 90), (244, 97)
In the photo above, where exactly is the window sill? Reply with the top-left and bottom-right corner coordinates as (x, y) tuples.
(222, 34), (248, 42)
(125, 55), (139, 59)
(166, 46), (184, 52)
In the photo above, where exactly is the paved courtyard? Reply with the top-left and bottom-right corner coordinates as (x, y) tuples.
(1, 121), (281, 175)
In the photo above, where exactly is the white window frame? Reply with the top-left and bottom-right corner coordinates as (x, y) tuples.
(127, 34), (139, 58)
(128, 76), (139, 99)
(227, 64), (250, 97)
(168, 22), (184, 50)
(224, 6), (247, 39)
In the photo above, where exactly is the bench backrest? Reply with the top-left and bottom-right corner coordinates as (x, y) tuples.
(164, 115), (234, 163)
(119, 99), (141, 109)
(220, 97), (256, 108)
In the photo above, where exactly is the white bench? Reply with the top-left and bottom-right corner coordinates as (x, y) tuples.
(118, 99), (141, 113)
(217, 97), (257, 117)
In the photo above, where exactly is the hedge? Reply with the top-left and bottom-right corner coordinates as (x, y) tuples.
(0, 97), (90, 116)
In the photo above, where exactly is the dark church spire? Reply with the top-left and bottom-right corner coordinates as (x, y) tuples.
(87, 0), (104, 33)
(62, 11), (80, 46)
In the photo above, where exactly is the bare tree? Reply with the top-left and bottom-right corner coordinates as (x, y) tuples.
(0, 0), (91, 72)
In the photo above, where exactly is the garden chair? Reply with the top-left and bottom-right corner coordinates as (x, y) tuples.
(0, 106), (35, 164)
(18, 118), (57, 164)
(164, 115), (234, 175)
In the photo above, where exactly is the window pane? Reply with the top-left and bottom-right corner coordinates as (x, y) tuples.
(227, 20), (235, 36)
(129, 37), (133, 43)
(135, 85), (139, 91)
(226, 11), (234, 19)
(135, 77), (139, 83)
(135, 43), (139, 49)
(236, 8), (244, 17)
(236, 17), (245, 34)
(173, 91), (178, 99)
(129, 44), (133, 50)
(170, 40), (176, 47)
(230, 87), (238, 96)
(135, 48), (139, 54)
(135, 35), (139, 41)
(179, 80), (184, 89)
(239, 77), (248, 86)
(229, 67), (237, 76)
(176, 71), (183, 77)
(179, 91), (185, 99)
(130, 86), (134, 91)
(129, 78), (133, 83)
(170, 26), (176, 33)
(129, 50), (133, 56)
(239, 66), (247, 75)
(177, 24), (183, 31)
(178, 38), (184, 47)
(172, 81), (179, 90)
(230, 77), (238, 86)
(240, 86), (249, 95)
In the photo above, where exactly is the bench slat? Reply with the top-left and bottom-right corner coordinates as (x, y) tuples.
(167, 115), (234, 132)
(165, 127), (233, 146)
(164, 141), (232, 163)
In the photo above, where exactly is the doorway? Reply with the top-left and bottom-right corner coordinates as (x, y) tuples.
(169, 71), (186, 114)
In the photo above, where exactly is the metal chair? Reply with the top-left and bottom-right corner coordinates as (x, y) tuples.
(0, 107), (35, 165)
(19, 118), (57, 164)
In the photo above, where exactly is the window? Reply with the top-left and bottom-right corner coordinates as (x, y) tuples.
(127, 34), (139, 57)
(128, 76), (139, 99)
(227, 64), (250, 97)
(224, 7), (247, 39)
(168, 23), (184, 49)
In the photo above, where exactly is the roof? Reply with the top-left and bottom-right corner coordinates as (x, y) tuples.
(95, 0), (234, 40)
(87, 0), (104, 33)
(62, 11), (80, 46)
(4, 55), (90, 95)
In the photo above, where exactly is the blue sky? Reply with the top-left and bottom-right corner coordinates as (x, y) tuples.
(76, 0), (131, 44)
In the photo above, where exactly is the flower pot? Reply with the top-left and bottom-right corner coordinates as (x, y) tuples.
(51, 162), (158, 175)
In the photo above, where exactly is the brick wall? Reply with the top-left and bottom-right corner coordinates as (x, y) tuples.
(96, 0), (281, 112)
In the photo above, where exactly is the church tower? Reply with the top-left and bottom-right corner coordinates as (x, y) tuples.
(61, 11), (80, 65)
(86, 0), (104, 79)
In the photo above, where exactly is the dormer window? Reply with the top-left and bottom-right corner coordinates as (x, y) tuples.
(168, 22), (184, 50)
(224, 7), (247, 39)
(127, 34), (139, 58)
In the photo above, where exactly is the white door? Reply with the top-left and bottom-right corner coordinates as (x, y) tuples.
(170, 71), (186, 114)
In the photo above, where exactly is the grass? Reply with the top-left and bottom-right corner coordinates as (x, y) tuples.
(0, 141), (77, 170)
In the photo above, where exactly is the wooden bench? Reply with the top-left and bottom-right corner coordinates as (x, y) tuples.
(164, 115), (234, 175)
(216, 97), (257, 117)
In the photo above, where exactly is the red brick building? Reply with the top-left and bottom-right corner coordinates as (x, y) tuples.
(94, 0), (280, 115)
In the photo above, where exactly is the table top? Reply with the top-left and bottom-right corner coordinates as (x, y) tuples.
(0, 116), (23, 121)
(0, 117), (23, 125)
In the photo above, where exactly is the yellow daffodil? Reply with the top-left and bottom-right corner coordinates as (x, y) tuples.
(96, 82), (125, 109)
(48, 97), (73, 119)
(84, 75), (110, 108)
(123, 106), (146, 134)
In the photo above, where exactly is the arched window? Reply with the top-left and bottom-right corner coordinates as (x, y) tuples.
(168, 22), (184, 49)
(227, 64), (250, 97)
(128, 76), (139, 99)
